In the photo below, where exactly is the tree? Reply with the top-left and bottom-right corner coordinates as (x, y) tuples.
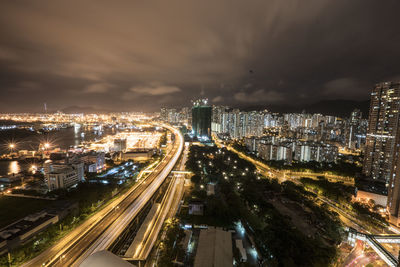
(190, 174), (201, 184)
(158, 218), (185, 266)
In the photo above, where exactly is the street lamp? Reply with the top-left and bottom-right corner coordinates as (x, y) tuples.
(31, 165), (37, 174)
(9, 143), (15, 153)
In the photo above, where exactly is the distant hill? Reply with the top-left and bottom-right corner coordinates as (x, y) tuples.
(60, 99), (371, 118)
(297, 99), (370, 118)
(243, 99), (370, 118)
(59, 105), (111, 114)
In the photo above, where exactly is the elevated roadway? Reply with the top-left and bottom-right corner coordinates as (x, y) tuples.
(124, 141), (189, 261)
(22, 124), (183, 267)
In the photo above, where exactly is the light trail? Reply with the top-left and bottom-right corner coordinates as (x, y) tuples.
(71, 124), (183, 266)
(22, 124), (183, 267)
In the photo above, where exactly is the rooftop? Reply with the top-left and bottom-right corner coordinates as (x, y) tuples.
(194, 227), (233, 267)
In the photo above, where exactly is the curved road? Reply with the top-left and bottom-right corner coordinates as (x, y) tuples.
(22, 124), (183, 267)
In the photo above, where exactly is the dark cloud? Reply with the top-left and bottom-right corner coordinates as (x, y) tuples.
(0, 0), (399, 112)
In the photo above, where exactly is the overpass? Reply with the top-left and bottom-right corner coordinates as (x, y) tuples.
(22, 124), (184, 267)
(71, 124), (184, 267)
(141, 170), (192, 175)
(348, 228), (400, 267)
(122, 139), (189, 262)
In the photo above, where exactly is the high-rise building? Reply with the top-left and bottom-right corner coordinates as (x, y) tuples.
(363, 82), (400, 183)
(350, 109), (362, 124)
(293, 141), (338, 163)
(346, 109), (364, 150)
(160, 108), (168, 121)
(362, 82), (400, 225)
(192, 99), (212, 139)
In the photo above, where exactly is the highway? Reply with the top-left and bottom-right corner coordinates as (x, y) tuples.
(125, 142), (188, 261)
(22, 124), (183, 267)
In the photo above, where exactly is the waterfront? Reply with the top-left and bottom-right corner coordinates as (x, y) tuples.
(0, 125), (116, 175)
(0, 161), (29, 176)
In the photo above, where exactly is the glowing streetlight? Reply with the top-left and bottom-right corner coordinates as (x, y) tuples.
(30, 164), (37, 174)
(9, 143), (15, 149)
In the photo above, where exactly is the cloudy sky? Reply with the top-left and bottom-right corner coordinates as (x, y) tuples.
(1, 0), (399, 112)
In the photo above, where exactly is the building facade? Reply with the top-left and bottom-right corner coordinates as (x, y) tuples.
(45, 158), (85, 191)
(192, 99), (212, 139)
(363, 82), (400, 184)
(47, 166), (79, 191)
(293, 142), (338, 163)
(363, 82), (400, 225)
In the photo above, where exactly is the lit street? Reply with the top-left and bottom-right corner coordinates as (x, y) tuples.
(22, 125), (183, 267)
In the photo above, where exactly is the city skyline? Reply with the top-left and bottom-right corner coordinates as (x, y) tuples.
(1, 1), (400, 113)
(0, 86), (398, 266)
(2, 1), (400, 266)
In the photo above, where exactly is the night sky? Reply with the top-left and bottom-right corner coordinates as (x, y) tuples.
(1, 0), (400, 112)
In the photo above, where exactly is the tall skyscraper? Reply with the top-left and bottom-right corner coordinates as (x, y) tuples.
(192, 99), (212, 139)
(346, 109), (363, 149)
(362, 82), (400, 225)
(350, 109), (362, 124)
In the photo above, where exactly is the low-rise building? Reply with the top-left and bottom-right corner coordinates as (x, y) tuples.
(80, 250), (135, 267)
(47, 167), (80, 191)
(0, 201), (77, 254)
(189, 201), (204, 216)
(0, 211), (58, 251)
(194, 227), (233, 267)
(121, 149), (155, 162)
(207, 184), (215, 195)
(0, 173), (23, 183)
(45, 158), (85, 191)
(81, 151), (106, 173)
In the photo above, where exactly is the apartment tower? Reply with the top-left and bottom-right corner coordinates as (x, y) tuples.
(363, 81), (400, 224)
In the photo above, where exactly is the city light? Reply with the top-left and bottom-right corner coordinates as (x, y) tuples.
(0, 3), (398, 265)
(31, 165), (37, 174)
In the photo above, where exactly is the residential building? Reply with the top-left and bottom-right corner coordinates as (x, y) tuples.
(363, 82), (400, 184)
(294, 142), (338, 163)
(362, 82), (400, 225)
(258, 143), (293, 164)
